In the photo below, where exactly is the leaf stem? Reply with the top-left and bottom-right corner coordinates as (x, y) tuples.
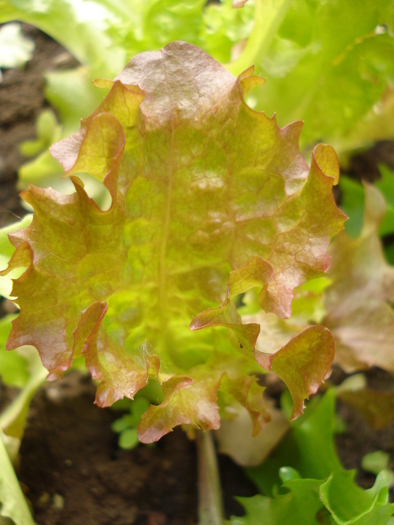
(225, 0), (294, 77)
(196, 430), (224, 525)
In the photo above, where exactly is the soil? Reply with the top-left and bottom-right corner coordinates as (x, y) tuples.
(0, 24), (77, 230)
(333, 367), (394, 490)
(0, 23), (394, 525)
(15, 372), (256, 525)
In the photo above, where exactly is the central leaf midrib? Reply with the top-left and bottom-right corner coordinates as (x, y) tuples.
(158, 58), (175, 337)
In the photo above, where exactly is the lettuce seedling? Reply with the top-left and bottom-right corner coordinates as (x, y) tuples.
(1, 42), (346, 522)
(232, 390), (394, 524)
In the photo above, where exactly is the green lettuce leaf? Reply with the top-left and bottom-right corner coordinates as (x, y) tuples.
(0, 314), (28, 387)
(0, 215), (33, 298)
(338, 176), (365, 238)
(334, 88), (394, 157)
(233, 0), (394, 152)
(0, 314), (47, 461)
(339, 164), (394, 241)
(1, 43), (345, 442)
(234, 390), (394, 525)
(0, 0), (125, 77)
(0, 434), (36, 525)
(202, 0), (255, 63)
(375, 164), (394, 238)
(230, 478), (325, 525)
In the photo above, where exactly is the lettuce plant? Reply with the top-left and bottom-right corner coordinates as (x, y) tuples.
(0, 2), (393, 522)
(0, 41), (347, 522)
(232, 390), (394, 525)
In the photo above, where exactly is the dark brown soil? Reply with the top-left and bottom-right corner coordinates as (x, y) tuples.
(334, 367), (394, 491)
(336, 399), (394, 491)
(19, 373), (198, 525)
(17, 372), (255, 525)
(0, 24), (75, 229)
(13, 368), (394, 524)
(1, 23), (394, 525)
(346, 142), (394, 183)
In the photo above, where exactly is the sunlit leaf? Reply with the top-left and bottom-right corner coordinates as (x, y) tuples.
(2, 43), (344, 441)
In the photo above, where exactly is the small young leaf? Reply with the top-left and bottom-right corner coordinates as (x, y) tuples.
(119, 428), (139, 450)
(236, 391), (394, 525)
(230, 479), (324, 525)
(111, 415), (136, 433)
(362, 451), (391, 476)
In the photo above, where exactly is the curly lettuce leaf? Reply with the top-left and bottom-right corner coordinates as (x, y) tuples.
(246, 180), (394, 377)
(2, 0), (393, 180)
(229, 478), (325, 525)
(324, 184), (394, 373)
(2, 43), (345, 442)
(4, 0), (393, 211)
(235, 390), (394, 525)
(233, 470), (394, 525)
